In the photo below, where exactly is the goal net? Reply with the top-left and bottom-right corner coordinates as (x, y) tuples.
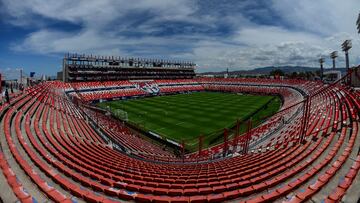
(114, 109), (128, 122)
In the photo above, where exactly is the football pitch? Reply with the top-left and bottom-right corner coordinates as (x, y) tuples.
(98, 92), (281, 150)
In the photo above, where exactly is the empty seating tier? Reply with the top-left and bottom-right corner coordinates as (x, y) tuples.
(0, 78), (359, 202)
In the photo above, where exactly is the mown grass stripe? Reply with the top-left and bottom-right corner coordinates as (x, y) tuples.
(98, 92), (281, 150)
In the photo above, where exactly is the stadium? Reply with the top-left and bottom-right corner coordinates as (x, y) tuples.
(1, 1), (360, 203)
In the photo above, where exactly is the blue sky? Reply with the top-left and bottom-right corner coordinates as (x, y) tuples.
(1, 0), (360, 78)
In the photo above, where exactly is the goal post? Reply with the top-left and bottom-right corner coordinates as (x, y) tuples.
(114, 109), (128, 122)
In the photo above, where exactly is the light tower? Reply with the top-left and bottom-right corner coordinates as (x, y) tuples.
(341, 40), (352, 71)
(319, 57), (325, 80)
(330, 51), (338, 69)
(342, 40), (352, 85)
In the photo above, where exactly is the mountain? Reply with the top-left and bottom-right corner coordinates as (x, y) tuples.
(199, 66), (347, 75)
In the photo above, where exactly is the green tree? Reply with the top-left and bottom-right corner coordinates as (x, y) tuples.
(290, 72), (298, 79)
(270, 69), (285, 76)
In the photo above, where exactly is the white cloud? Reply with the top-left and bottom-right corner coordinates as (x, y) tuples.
(234, 26), (321, 46)
(11, 30), (122, 54)
(191, 25), (360, 71)
(0, 68), (22, 80)
(191, 40), (324, 70)
(192, 0), (360, 71)
(271, 0), (360, 36)
(1, 0), (196, 28)
(2, 0), (360, 72)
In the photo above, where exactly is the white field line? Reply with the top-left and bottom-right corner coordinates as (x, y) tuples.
(155, 127), (166, 131)
(175, 121), (185, 126)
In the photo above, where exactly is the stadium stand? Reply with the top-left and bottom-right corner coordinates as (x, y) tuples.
(62, 54), (196, 82)
(0, 68), (359, 202)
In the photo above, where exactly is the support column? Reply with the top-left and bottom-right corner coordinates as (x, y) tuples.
(223, 128), (228, 157)
(233, 119), (240, 152)
(242, 118), (252, 154)
(181, 140), (185, 162)
(198, 134), (204, 156)
(245, 118), (252, 154)
(299, 96), (310, 144)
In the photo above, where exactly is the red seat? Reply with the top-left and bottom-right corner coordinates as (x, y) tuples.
(207, 193), (225, 202)
(189, 195), (207, 203)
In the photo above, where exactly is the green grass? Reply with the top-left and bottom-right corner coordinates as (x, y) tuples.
(98, 92), (281, 151)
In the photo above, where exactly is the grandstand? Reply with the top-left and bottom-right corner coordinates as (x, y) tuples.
(2, 0), (360, 201)
(62, 53), (196, 82)
(0, 60), (360, 203)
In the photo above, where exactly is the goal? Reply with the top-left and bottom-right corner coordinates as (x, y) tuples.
(114, 109), (128, 122)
